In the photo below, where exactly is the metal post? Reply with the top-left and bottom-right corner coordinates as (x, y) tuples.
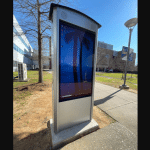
(123, 28), (133, 86)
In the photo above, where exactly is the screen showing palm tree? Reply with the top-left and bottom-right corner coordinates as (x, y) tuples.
(59, 20), (95, 102)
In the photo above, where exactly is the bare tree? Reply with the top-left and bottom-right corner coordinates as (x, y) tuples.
(41, 37), (51, 69)
(31, 36), (50, 69)
(13, 0), (63, 83)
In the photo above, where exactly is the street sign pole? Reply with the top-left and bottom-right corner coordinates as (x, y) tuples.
(123, 28), (133, 86)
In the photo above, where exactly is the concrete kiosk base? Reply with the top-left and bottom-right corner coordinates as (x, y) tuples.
(47, 118), (99, 149)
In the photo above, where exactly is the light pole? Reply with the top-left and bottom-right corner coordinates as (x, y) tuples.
(122, 18), (138, 88)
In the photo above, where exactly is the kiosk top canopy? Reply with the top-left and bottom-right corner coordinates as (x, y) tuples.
(49, 3), (101, 28)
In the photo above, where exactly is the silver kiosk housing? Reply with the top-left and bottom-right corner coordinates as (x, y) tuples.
(49, 3), (101, 133)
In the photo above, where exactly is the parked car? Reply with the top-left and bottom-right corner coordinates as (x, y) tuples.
(105, 69), (113, 73)
(109, 69), (113, 72)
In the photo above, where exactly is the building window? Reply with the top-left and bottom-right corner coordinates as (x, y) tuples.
(13, 43), (25, 55)
(13, 60), (18, 67)
(13, 26), (30, 50)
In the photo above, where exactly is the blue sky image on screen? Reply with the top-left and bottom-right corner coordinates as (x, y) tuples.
(59, 20), (95, 102)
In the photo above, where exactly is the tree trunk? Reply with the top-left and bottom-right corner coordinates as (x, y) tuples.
(37, 0), (43, 83)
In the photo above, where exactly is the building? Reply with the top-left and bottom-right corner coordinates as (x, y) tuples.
(96, 46), (137, 72)
(98, 41), (113, 50)
(13, 15), (34, 72)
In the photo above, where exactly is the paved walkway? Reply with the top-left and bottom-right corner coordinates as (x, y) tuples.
(94, 82), (137, 136)
(61, 122), (137, 150)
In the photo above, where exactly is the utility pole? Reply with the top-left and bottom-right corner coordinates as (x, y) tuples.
(37, 0), (43, 83)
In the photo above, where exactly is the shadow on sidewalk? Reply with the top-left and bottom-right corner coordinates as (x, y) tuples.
(94, 89), (122, 106)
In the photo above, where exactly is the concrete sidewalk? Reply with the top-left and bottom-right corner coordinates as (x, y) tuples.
(94, 82), (137, 136)
(57, 82), (137, 150)
(60, 122), (137, 150)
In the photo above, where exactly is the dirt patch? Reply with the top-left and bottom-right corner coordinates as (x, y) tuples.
(13, 81), (115, 150)
(93, 106), (115, 128)
(13, 82), (52, 150)
(15, 82), (51, 92)
(128, 88), (137, 94)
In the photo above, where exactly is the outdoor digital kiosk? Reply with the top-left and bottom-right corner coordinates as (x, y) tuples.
(49, 3), (101, 133)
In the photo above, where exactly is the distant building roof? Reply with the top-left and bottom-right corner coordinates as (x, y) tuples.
(98, 41), (113, 50)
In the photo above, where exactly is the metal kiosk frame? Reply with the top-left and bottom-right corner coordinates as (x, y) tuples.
(49, 3), (101, 133)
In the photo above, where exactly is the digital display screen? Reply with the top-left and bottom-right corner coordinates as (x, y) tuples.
(59, 20), (95, 102)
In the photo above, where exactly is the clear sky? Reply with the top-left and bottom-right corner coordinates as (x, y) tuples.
(14, 0), (138, 65)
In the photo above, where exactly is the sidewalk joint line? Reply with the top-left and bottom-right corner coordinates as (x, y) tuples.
(104, 101), (135, 111)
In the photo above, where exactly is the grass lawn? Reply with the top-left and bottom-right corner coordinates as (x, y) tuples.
(13, 71), (137, 102)
(95, 72), (137, 79)
(13, 70), (52, 101)
(95, 72), (137, 91)
(13, 70), (52, 88)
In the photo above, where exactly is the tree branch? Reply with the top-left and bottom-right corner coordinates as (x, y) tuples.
(40, 11), (49, 14)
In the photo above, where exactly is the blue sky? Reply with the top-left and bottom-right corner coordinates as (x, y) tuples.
(14, 0), (138, 65)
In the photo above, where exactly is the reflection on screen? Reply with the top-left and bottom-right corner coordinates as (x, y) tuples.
(59, 20), (95, 102)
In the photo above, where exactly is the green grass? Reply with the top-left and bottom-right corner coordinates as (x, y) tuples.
(96, 77), (113, 82)
(126, 77), (137, 84)
(13, 90), (32, 102)
(95, 75), (137, 91)
(13, 70), (52, 88)
(96, 72), (137, 79)
(13, 71), (38, 88)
